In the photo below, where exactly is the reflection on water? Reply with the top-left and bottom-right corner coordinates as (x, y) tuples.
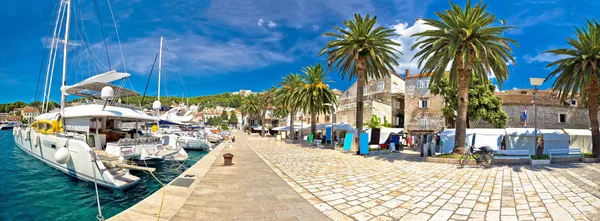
(0, 130), (207, 220)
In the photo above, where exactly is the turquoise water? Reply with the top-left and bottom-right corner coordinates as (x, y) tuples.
(0, 130), (207, 220)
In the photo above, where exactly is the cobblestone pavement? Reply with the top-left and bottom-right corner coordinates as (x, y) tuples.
(247, 138), (600, 221)
(171, 133), (330, 221)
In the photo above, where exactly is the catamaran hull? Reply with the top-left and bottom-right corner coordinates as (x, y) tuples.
(12, 128), (139, 189)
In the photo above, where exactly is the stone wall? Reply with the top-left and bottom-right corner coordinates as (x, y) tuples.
(404, 76), (446, 131)
(471, 104), (592, 129)
(334, 74), (405, 127)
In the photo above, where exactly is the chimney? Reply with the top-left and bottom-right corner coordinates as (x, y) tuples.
(405, 69), (410, 77)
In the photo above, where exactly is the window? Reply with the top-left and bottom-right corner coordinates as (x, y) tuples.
(377, 81), (384, 91)
(419, 99), (428, 108)
(326, 116), (330, 121)
(558, 113), (567, 123)
(425, 80), (430, 87)
(520, 112), (526, 122)
(570, 99), (577, 106)
(417, 80), (424, 89)
(520, 91), (528, 95)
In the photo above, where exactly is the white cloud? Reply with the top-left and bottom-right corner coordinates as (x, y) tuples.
(312, 25), (319, 31)
(523, 53), (566, 64)
(267, 21), (277, 28)
(390, 20), (438, 76)
(258, 18), (265, 26)
(77, 32), (294, 76)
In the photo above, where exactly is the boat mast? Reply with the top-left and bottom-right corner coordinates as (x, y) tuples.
(60, 0), (72, 121)
(157, 37), (163, 128)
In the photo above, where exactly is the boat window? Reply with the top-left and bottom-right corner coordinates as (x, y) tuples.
(87, 135), (96, 147)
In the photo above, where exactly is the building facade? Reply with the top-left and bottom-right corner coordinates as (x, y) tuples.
(404, 70), (446, 131)
(335, 72), (405, 128)
(472, 89), (591, 129)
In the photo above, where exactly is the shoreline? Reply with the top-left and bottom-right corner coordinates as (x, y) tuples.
(108, 142), (226, 220)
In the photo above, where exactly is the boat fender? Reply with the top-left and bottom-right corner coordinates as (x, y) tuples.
(185, 137), (189, 144)
(33, 134), (40, 147)
(13, 128), (17, 136)
(25, 128), (31, 140)
(55, 147), (71, 164)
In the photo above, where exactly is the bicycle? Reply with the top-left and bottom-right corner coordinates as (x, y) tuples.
(459, 145), (494, 168)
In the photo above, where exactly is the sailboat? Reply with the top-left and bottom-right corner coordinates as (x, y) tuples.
(152, 37), (212, 151)
(12, 0), (169, 189)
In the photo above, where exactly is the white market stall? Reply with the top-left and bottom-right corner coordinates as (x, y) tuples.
(540, 129), (570, 154)
(563, 129), (592, 153)
(364, 128), (404, 144)
(439, 129), (504, 154)
(505, 128), (541, 155)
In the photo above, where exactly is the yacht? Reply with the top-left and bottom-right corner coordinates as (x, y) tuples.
(1, 122), (16, 130)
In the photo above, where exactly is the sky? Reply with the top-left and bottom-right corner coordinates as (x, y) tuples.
(0, 0), (599, 103)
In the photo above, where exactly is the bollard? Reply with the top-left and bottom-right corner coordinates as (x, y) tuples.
(223, 153), (234, 166)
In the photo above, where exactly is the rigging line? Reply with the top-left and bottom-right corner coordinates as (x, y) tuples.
(74, 0), (102, 74)
(78, 0), (109, 72)
(45, 1), (68, 113)
(106, 0), (126, 72)
(93, 0), (112, 70)
(162, 40), (188, 98)
(42, 0), (65, 112)
(141, 52), (159, 107)
(36, 0), (60, 103)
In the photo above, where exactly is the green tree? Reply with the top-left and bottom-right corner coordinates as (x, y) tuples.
(545, 19), (600, 158)
(240, 93), (262, 128)
(430, 74), (508, 128)
(320, 14), (401, 151)
(365, 115), (382, 128)
(277, 73), (304, 138)
(220, 110), (228, 122)
(228, 110), (239, 125)
(411, 0), (517, 154)
(294, 64), (338, 135)
(259, 87), (277, 137)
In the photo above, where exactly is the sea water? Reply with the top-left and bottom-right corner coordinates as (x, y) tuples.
(0, 130), (207, 220)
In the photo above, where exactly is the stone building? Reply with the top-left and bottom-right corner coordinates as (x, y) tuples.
(404, 70), (446, 131)
(335, 72), (405, 128)
(472, 89), (591, 129)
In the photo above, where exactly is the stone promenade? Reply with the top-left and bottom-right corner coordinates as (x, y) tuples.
(248, 137), (600, 221)
(171, 132), (330, 221)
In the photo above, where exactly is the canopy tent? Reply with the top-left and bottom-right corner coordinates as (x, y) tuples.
(328, 122), (356, 132)
(273, 124), (304, 131)
(563, 129), (592, 153)
(540, 129), (570, 154)
(364, 128), (403, 144)
(439, 129), (505, 154)
(505, 128), (541, 154)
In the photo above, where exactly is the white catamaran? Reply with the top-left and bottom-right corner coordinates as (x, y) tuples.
(12, 0), (182, 189)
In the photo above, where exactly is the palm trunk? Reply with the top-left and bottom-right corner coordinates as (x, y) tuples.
(311, 110), (317, 136)
(588, 77), (600, 158)
(453, 70), (470, 154)
(355, 57), (367, 153)
(261, 109), (266, 137)
(289, 108), (296, 139)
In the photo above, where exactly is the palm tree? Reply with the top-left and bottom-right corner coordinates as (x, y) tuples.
(294, 64), (338, 136)
(240, 93), (261, 130)
(259, 87), (277, 137)
(277, 73), (303, 139)
(545, 20), (600, 158)
(411, 0), (517, 154)
(320, 14), (401, 151)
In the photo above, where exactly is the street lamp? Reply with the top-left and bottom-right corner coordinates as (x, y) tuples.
(530, 78), (544, 157)
(324, 103), (335, 144)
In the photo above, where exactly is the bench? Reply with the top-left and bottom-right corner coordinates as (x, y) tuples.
(494, 150), (531, 163)
(549, 148), (583, 161)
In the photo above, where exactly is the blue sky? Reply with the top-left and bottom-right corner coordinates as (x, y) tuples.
(0, 0), (599, 103)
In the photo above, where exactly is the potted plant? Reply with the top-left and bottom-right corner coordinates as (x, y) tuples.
(531, 154), (550, 165)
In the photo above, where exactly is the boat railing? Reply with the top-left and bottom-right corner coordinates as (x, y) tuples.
(115, 137), (161, 146)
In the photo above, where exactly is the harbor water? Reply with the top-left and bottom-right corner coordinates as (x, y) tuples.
(0, 130), (207, 220)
